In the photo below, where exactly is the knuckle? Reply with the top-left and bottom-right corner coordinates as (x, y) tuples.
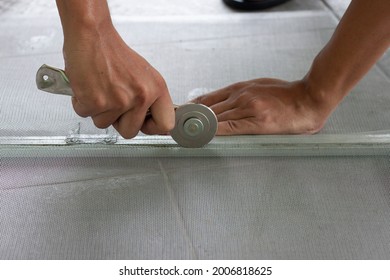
(112, 119), (140, 139)
(133, 81), (150, 96)
(131, 84), (151, 107)
(91, 95), (108, 112)
(154, 75), (168, 91)
(93, 119), (111, 129)
(246, 97), (265, 110)
(134, 91), (149, 107)
(92, 116), (113, 129)
(72, 107), (89, 118)
(112, 93), (131, 112)
(73, 108), (89, 118)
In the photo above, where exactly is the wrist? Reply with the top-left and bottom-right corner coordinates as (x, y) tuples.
(302, 53), (349, 115)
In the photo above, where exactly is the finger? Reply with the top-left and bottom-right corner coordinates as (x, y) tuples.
(217, 118), (284, 135)
(209, 99), (235, 116)
(91, 110), (124, 129)
(141, 117), (169, 135)
(192, 88), (231, 107)
(148, 92), (175, 132)
(112, 107), (148, 139)
(71, 96), (107, 118)
(217, 118), (267, 135)
(216, 108), (250, 122)
(71, 97), (91, 118)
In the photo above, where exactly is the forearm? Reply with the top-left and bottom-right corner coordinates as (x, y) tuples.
(305, 0), (390, 111)
(56, 0), (115, 43)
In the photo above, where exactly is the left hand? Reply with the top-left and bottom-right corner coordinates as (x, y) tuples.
(192, 78), (332, 135)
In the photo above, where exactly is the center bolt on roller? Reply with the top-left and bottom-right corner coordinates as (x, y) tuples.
(36, 64), (217, 148)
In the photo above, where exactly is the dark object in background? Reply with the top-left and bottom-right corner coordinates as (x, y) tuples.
(223, 0), (292, 10)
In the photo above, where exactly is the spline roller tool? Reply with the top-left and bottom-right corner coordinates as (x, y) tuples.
(36, 64), (217, 148)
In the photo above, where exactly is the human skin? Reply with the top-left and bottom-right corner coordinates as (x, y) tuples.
(55, 0), (175, 139)
(193, 0), (390, 135)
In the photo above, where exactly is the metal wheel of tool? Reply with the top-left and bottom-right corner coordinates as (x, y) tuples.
(170, 103), (217, 148)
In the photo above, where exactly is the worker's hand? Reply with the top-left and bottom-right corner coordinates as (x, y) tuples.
(63, 25), (175, 139)
(192, 78), (332, 135)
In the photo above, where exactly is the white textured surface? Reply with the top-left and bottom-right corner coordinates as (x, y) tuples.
(1, 156), (390, 259)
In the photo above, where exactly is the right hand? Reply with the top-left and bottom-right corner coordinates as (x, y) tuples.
(63, 24), (175, 139)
